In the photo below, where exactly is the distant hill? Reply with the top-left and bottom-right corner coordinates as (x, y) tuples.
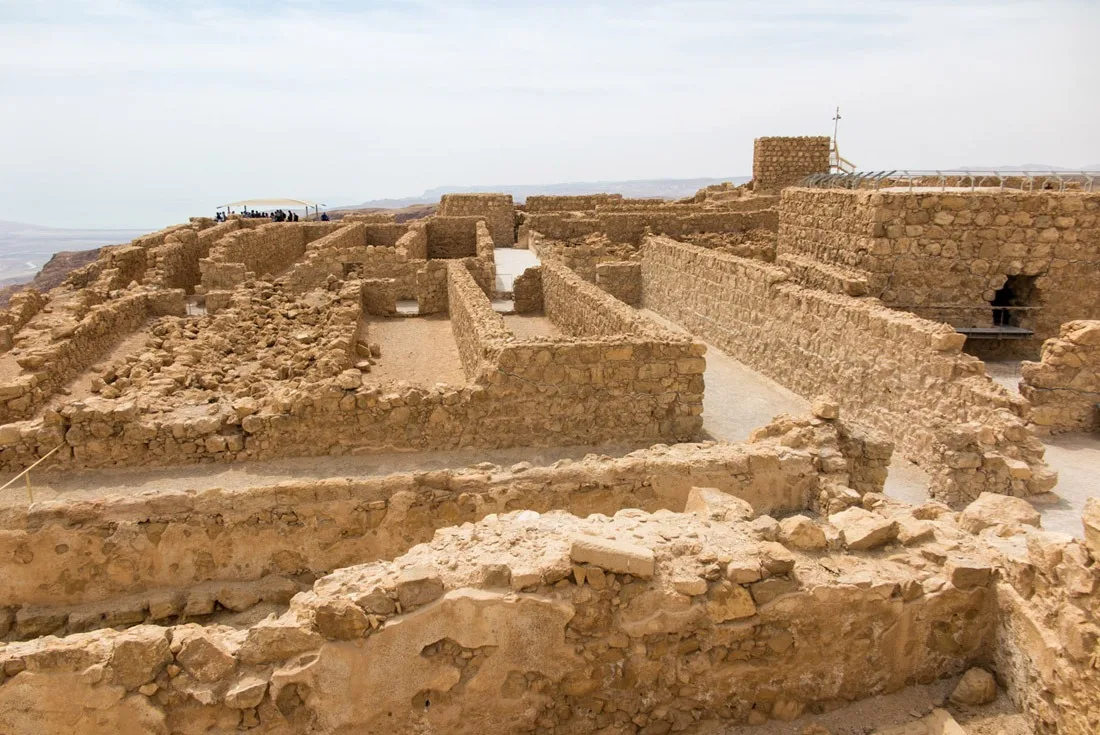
(0, 220), (145, 284)
(955, 164), (1100, 172)
(345, 176), (750, 210)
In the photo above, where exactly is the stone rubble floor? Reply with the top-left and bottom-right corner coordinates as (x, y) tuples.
(708, 679), (1033, 734)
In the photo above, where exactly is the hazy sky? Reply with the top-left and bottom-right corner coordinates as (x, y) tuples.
(1, 0), (1097, 229)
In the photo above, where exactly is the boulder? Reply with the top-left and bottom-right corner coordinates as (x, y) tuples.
(949, 667), (996, 706)
(314, 598), (369, 640)
(779, 515), (827, 550)
(828, 507), (898, 550)
(959, 492), (1040, 534)
(705, 581), (757, 622)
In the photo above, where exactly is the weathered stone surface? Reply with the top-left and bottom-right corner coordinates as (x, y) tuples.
(394, 568), (446, 608)
(959, 492), (1041, 534)
(175, 630), (237, 683)
(705, 581), (757, 622)
(779, 515), (826, 550)
(684, 486), (754, 522)
(570, 534), (655, 578)
(949, 667), (996, 706)
(314, 598), (369, 640)
(225, 675), (268, 709)
(945, 557), (993, 589)
(1083, 497), (1100, 561)
(829, 507), (898, 550)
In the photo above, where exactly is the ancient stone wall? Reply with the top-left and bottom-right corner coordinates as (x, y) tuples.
(200, 223), (342, 290)
(150, 220), (238, 292)
(541, 261), (662, 339)
(0, 501), (1005, 734)
(752, 136), (831, 193)
(279, 223), (420, 297)
(778, 188), (1100, 355)
(595, 261), (641, 306)
(1020, 320), (1100, 433)
(396, 221), (428, 260)
(426, 216), (480, 259)
(529, 235), (635, 283)
(447, 262), (509, 382)
(640, 236), (1053, 504)
(521, 213), (602, 242)
(524, 194), (623, 212)
(0, 289), (46, 352)
(437, 193), (515, 247)
(512, 266), (543, 314)
(0, 289), (185, 425)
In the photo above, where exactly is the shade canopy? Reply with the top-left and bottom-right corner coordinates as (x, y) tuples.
(220, 198), (324, 209)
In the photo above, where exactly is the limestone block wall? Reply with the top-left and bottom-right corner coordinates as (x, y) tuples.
(200, 222), (341, 290)
(512, 266), (543, 314)
(396, 221), (428, 260)
(531, 236), (636, 283)
(640, 236), (1053, 504)
(426, 216), (482, 259)
(280, 223), (421, 297)
(595, 261), (641, 306)
(149, 220), (240, 292)
(541, 261), (662, 339)
(778, 189), (1100, 353)
(601, 210), (778, 244)
(1020, 320), (1100, 433)
(0, 506), (1003, 734)
(752, 136), (831, 193)
(438, 193), (515, 246)
(0, 289), (185, 426)
(0, 413), (878, 613)
(521, 213), (602, 242)
(0, 289), (46, 352)
(342, 212), (397, 223)
(525, 194), (622, 212)
(447, 262), (509, 382)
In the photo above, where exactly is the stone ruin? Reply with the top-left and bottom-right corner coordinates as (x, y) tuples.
(0, 137), (1097, 734)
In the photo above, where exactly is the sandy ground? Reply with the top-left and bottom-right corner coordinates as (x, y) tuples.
(495, 247), (539, 292)
(503, 314), (562, 339)
(363, 315), (466, 386)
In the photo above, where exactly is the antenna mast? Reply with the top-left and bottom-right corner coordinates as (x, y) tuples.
(830, 106), (855, 174)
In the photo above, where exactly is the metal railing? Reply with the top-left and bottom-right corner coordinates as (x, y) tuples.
(0, 444), (64, 504)
(802, 170), (1100, 192)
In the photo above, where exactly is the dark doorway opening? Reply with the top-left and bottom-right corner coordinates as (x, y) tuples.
(991, 275), (1037, 326)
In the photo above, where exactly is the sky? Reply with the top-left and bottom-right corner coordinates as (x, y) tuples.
(0, 0), (1097, 229)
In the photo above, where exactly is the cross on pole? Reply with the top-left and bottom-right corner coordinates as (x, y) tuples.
(832, 106), (842, 148)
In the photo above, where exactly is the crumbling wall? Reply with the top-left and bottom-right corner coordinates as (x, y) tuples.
(0, 290), (185, 425)
(0, 416), (872, 613)
(752, 136), (831, 193)
(447, 262), (508, 381)
(541, 261), (658, 338)
(438, 193), (515, 246)
(778, 188), (1100, 354)
(525, 194), (622, 212)
(512, 266), (543, 314)
(1020, 320), (1100, 433)
(595, 261), (641, 306)
(640, 236), (1053, 504)
(200, 222), (342, 290)
(531, 236), (636, 283)
(0, 503), (1001, 734)
(0, 289), (46, 352)
(426, 216), (481, 259)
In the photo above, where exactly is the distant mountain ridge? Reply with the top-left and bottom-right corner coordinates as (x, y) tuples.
(347, 176), (751, 210)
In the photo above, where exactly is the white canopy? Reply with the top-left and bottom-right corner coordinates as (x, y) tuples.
(219, 198), (324, 209)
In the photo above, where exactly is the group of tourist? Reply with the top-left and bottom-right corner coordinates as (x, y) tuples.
(214, 209), (310, 222)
